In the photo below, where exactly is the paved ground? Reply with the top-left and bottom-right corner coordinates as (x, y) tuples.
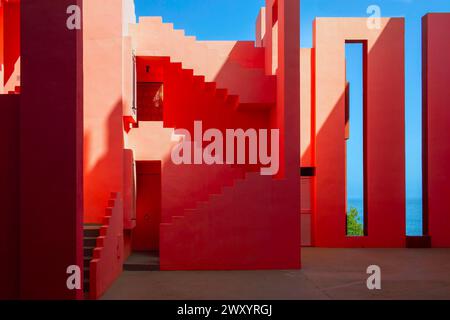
(102, 248), (450, 300)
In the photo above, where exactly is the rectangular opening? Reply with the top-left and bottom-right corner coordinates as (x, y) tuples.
(300, 167), (316, 177)
(128, 161), (162, 271)
(137, 82), (164, 122)
(345, 41), (367, 237)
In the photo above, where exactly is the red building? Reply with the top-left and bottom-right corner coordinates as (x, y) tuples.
(0, 0), (449, 300)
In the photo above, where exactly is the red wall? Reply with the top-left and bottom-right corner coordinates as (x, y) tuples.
(89, 193), (124, 299)
(0, 1), (20, 93)
(3, 1), (20, 88)
(19, 0), (84, 299)
(83, 0), (125, 223)
(0, 94), (20, 299)
(422, 13), (450, 247)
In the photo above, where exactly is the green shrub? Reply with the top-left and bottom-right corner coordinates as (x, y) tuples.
(347, 207), (364, 236)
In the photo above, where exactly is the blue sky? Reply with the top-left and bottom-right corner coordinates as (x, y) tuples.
(135, 0), (450, 232)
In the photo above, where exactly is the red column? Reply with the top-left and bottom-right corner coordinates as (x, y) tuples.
(0, 4), (4, 90)
(273, 0), (301, 264)
(20, 0), (84, 299)
(422, 13), (450, 248)
(0, 95), (20, 299)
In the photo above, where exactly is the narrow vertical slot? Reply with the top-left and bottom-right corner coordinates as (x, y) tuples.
(345, 42), (366, 236)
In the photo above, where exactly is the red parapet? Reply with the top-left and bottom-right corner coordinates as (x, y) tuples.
(88, 193), (124, 300)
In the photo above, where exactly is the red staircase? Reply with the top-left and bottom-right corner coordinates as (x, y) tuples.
(152, 58), (272, 133)
(135, 58), (271, 224)
(130, 17), (276, 104)
(160, 172), (301, 270)
(132, 58), (298, 270)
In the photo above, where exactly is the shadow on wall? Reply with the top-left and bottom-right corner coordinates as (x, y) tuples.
(84, 100), (124, 224)
(213, 42), (276, 105)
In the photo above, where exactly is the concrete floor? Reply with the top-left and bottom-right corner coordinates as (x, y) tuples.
(102, 248), (450, 300)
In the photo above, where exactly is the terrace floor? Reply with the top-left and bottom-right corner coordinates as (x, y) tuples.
(102, 248), (450, 300)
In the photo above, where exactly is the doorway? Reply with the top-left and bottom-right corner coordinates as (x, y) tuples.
(127, 161), (161, 271)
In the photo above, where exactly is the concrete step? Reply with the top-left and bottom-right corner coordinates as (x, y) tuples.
(84, 257), (91, 269)
(123, 252), (160, 271)
(84, 246), (95, 257)
(83, 237), (97, 247)
(83, 278), (90, 293)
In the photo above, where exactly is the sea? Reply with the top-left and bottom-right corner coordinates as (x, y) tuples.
(348, 198), (423, 236)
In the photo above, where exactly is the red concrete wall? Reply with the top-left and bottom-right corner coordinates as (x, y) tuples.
(19, 0), (84, 299)
(0, 0), (20, 94)
(0, 94), (20, 299)
(160, 173), (301, 270)
(422, 13), (450, 248)
(313, 18), (405, 247)
(83, 0), (125, 223)
(300, 48), (313, 167)
(123, 149), (136, 230)
(89, 193), (124, 299)
(3, 1), (20, 92)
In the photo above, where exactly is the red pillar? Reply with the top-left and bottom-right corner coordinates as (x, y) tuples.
(20, 0), (84, 299)
(422, 13), (450, 248)
(0, 95), (20, 299)
(0, 3), (4, 90)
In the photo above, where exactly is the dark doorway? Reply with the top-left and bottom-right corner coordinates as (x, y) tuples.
(127, 161), (162, 271)
(132, 161), (161, 251)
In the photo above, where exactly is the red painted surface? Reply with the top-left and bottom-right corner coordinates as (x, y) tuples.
(19, 0), (84, 299)
(83, 0), (125, 224)
(89, 193), (124, 299)
(133, 162), (162, 251)
(137, 82), (163, 121)
(0, 95), (20, 299)
(160, 173), (301, 270)
(313, 18), (406, 247)
(0, 0), (20, 93)
(123, 149), (136, 230)
(422, 13), (450, 248)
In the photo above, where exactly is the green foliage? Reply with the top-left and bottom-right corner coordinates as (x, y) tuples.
(347, 207), (364, 236)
